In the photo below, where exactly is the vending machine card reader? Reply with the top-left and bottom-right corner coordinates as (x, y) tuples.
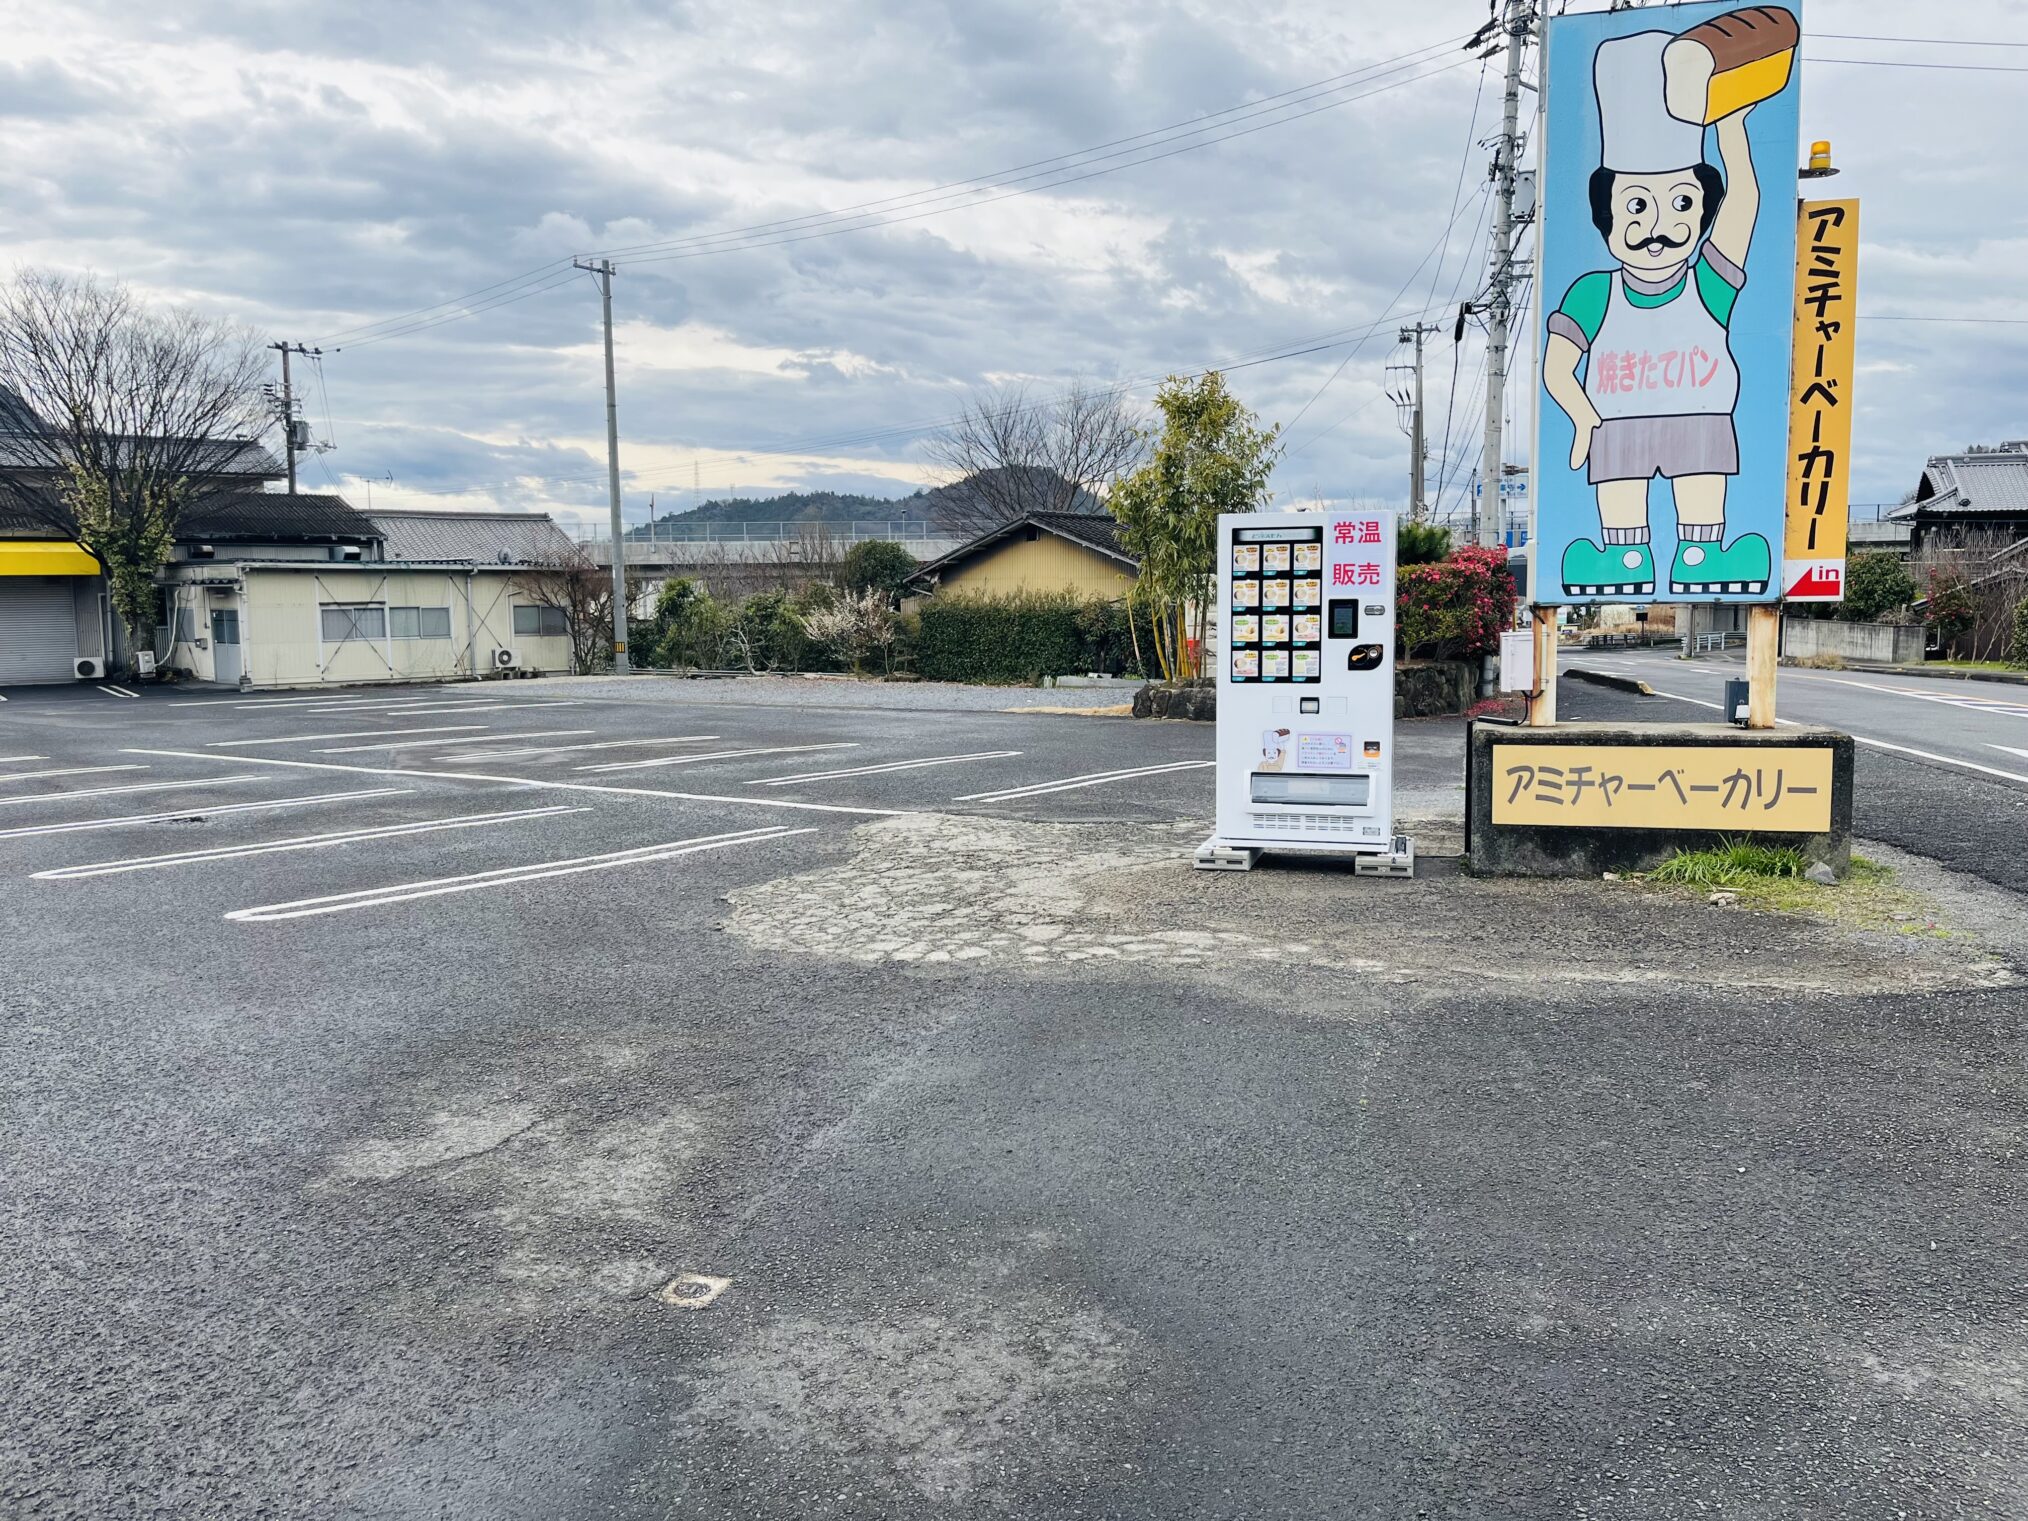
(1196, 509), (1411, 873)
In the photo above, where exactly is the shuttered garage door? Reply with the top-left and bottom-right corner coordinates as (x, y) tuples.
(0, 579), (80, 684)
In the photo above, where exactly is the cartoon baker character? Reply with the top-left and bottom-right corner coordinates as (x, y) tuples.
(1544, 6), (1796, 599)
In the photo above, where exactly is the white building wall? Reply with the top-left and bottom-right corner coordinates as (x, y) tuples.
(209, 566), (573, 688)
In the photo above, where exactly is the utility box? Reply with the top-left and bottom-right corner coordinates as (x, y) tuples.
(1196, 510), (1409, 873)
(1724, 678), (1750, 726)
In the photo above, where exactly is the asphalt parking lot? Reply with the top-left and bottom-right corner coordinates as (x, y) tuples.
(5, 676), (2025, 1521)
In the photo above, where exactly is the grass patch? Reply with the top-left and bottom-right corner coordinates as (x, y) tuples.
(1929, 659), (2026, 673)
(1791, 652), (1847, 670)
(1637, 849), (1946, 935)
(1648, 840), (1805, 889)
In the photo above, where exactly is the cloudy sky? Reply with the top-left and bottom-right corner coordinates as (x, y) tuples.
(1, 0), (2021, 535)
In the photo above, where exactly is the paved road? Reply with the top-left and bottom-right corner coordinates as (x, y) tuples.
(1564, 653), (2028, 897)
(1571, 649), (2028, 791)
(3, 679), (2024, 1519)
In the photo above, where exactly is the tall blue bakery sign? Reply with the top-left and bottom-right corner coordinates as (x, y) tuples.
(1533, 2), (1802, 605)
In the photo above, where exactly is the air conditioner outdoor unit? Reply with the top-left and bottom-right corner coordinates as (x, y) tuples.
(75, 657), (106, 680)
(494, 648), (518, 670)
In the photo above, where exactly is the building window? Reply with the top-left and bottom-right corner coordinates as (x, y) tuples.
(389, 605), (453, 640)
(512, 604), (569, 638)
(321, 603), (388, 643)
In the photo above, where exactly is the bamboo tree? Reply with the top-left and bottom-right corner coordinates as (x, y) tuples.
(1109, 372), (1282, 680)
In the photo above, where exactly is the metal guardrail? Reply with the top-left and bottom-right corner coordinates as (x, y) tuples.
(578, 536), (964, 566)
(571, 520), (944, 545)
(1689, 632), (1746, 654)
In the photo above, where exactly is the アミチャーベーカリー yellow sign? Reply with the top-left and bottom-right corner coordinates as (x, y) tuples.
(1782, 198), (1859, 601)
(1491, 744), (1833, 830)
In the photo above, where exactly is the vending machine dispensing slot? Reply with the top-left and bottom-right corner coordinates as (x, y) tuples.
(1196, 510), (1412, 875)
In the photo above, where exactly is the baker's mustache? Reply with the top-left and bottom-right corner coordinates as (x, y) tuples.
(1625, 228), (1691, 252)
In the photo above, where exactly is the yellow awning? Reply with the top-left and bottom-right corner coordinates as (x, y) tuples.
(0, 540), (100, 576)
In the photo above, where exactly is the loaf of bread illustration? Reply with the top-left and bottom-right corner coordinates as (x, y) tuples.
(1663, 5), (1798, 124)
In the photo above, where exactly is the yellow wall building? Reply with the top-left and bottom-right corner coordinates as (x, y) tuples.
(913, 512), (1137, 599)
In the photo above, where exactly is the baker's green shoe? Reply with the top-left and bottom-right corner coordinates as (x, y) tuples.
(1670, 533), (1771, 595)
(1561, 538), (1654, 598)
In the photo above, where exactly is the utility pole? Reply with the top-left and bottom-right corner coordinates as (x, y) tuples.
(574, 257), (629, 674)
(1395, 323), (1441, 521)
(1478, 0), (1533, 549)
(267, 342), (320, 495)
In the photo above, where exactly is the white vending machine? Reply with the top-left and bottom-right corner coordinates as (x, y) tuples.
(1196, 508), (1410, 873)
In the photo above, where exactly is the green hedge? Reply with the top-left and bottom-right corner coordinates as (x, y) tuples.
(917, 591), (1152, 684)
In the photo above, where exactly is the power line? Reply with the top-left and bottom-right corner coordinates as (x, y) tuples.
(1805, 56), (2028, 72)
(597, 39), (1473, 266)
(316, 33), (1472, 349)
(603, 57), (1478, 272)
(1282, 182), (1495, 442)
(336, 54), (1478, 351)
(1812, 32), (2028, 46)
(362, 304), (1460, 501)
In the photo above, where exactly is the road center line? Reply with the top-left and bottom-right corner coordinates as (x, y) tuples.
(1637, 687), (2028, 788)
(120, 749), (914, 816)
(0, 789), (413, 840)
(223, 826), (815, 922)
(206, 726), (490, 748)
(36, 804), (589, 879)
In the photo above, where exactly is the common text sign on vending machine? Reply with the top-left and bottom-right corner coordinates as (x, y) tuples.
(1199, 510), (1407, 872)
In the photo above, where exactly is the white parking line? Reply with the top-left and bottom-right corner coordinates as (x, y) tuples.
(223, 826), (814, 922)
(206, 726), (489, 748)
(441, 735), (719, 761)
(0, 764), (145, 785)
(0, 755), (47, 764)
(320, 728), (595, 754)
(0, 775), (263, 809)
(954, 760), (1213, 803)
(96, 684), (139, 699)
(577, 743), (859, 774)
(36, 804), (589, 880)
(0, 789), (413, 841)
(757, 750), (1021, 786)
(122, 749), (914, 816)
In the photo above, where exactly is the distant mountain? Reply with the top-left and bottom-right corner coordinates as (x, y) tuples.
(631, 490), (936, 534)
(626, 469), (1103, 540)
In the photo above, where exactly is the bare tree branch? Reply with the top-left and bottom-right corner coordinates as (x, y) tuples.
(921, 379), (1148, 535)
(0, 269), (270, 674)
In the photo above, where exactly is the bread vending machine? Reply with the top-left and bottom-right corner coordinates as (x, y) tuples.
(1196, 509), (1411, 873)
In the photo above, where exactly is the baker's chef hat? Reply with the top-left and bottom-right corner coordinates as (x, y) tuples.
(1594, 30), (1705, 173)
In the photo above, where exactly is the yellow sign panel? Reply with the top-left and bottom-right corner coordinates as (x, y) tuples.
(1492, 744), (1833, 831)
(1782, 198), (1860, 601)
(0, 540), (100, 576)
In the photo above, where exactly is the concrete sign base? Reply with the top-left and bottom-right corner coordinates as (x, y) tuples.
(1466, 720), (1854, 877)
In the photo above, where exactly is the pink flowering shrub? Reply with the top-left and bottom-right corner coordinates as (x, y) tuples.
(1397, 544), (1513, 661)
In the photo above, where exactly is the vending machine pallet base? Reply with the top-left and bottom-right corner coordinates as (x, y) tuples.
(1193, 838), (1262, 872)
(1194, 835), (1416, 876)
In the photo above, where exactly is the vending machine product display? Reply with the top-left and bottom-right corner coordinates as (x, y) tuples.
(1196, 509), (1411, 872)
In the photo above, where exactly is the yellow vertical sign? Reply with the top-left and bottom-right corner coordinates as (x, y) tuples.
(1782, 198), (1860, 601)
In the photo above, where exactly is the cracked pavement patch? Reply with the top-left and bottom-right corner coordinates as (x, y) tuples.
(727, 813), (2019, 999)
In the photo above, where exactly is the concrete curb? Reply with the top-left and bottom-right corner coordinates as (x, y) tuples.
(1565, 666), (1655, 696)
(1826, 661), (2028, 688)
